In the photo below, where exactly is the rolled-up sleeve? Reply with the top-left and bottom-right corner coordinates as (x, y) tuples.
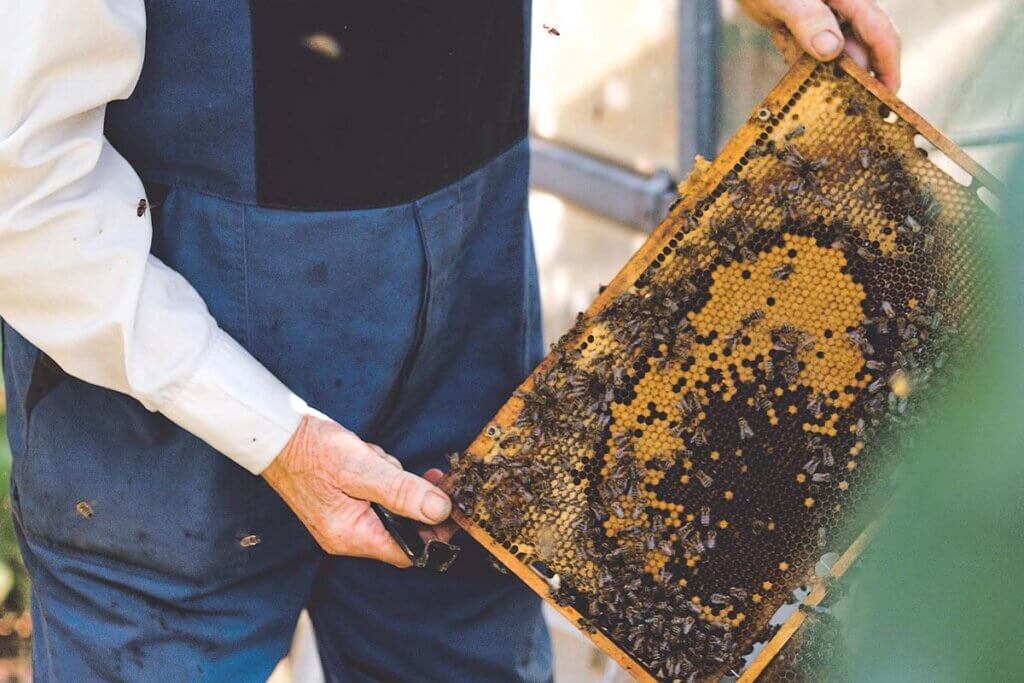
(0, 0), (307, 473)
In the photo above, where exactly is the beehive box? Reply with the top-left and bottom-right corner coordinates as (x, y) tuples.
(443, 55), (1000, 682)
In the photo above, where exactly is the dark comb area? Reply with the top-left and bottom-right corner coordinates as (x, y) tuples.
(444, 57), (997, 682)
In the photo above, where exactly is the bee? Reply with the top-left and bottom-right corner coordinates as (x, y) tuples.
(845, 97), (867, 116)
(710, 593), (730, 605)
(754, 387), (773, 412)
(780, 143), (829, 189)
(815, 192), (836, 209)
(741, 309), (765, 328)
(700, 506), (711, 526)
(780, 356), (801, 384)
(770, 182), (803, 222)
(678, 392), (699, 418)
(136, 198), (148, 217)
(926, 287), (938, 308)
(695, 470), (713, 488)
(921, 187), (943, 222)
(772, 263), (795, 280)
(881, 301), (896, 318)
(723, 331), (743, 354)
(822, 446), (834, 467)
(904, 214), (923, 234)
(729, 587), (749, 601)
(865, 359), (886, 371)
(691, 428), (708, 447)
(784, 124), (806, 140)
(763, 356), (775, 380)
(812, 472), (831, 483)
(803, 458), (819, 475)
(857, 147), (872, 169)
(848, 328), (875, 356)
(738, 418), (754, 440)
(807, 392), (824, 416)
(722, 175), (751, 200)
(706, 529), (717, 549)
(542, 23), (560, 35)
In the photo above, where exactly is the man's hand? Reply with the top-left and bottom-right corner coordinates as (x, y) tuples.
(263, 413), (456, 567)
(739, 0), (901, 91)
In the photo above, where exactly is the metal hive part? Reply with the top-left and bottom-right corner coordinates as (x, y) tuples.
(443, 55), (1000, 682)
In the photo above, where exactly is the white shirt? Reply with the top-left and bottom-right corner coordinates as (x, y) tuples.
(0, 0), (307, 474)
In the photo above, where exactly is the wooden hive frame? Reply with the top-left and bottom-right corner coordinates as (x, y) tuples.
(443, 53), (1002, 681)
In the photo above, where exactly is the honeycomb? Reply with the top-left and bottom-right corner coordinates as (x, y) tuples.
(757, 607), (846, 683)
(444, 56), (998, 682)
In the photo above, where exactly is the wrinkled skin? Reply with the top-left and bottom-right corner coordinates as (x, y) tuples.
(740, 0), (901, 91)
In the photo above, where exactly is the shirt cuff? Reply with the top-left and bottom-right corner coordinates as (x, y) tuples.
(157, 330), (308, 474)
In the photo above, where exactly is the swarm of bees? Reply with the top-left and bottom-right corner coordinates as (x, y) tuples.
(445, 58), (996, 681)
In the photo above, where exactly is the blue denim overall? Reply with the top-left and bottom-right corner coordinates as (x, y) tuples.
(2, 2), (551, 680)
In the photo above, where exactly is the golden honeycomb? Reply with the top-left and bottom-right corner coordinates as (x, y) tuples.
(444, 56), (998, 682)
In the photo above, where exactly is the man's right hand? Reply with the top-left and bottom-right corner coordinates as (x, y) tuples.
(263, 413), (456, 567)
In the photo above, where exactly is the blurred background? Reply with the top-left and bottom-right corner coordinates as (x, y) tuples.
(2, 1), (1023, 681)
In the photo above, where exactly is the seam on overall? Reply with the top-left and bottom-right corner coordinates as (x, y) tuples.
(133, 132), (530, 213)
(239, 202), (257, 578)
(241, 203), (254, 349)
(519, 226), (533, 381)
(10, 496), (63, 683)
(246, 0), (262, 204)
(365, 204), (434, 442)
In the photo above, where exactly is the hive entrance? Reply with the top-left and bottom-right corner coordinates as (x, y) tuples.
(444, 55), (998, 682)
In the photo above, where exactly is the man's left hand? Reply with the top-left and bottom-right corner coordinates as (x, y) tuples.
(739, 0), (901, 92)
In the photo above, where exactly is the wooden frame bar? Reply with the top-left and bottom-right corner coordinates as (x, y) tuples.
(446, 53), (1001, 681)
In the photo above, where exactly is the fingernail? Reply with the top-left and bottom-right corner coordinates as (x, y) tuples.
(811, 31), (841, 58)
(422, 491), (451, 522)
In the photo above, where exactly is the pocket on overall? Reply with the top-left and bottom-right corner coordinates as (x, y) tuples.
(0, 194), (273, 583)
(10, 357), (265, 581)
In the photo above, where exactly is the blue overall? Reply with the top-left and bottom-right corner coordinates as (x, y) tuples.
(2, 2), (551, 681)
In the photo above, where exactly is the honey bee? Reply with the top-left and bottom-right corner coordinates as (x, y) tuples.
(784, 124), (806, 140)
(136, 198), (148, 217)
(771, 263), (795, 280)
(857, 147), (872, 169)
(542, 23), (560, 35)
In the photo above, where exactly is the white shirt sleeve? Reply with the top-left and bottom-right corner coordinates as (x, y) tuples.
(0, 0), (308, 474)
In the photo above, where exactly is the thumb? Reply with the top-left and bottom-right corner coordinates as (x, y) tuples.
(343, 447), (452, 524)
(772, 0), (845, 61)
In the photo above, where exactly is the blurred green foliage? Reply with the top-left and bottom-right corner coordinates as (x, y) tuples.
(840, 156), (1024, 680)
(0, 353), (30, 612)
